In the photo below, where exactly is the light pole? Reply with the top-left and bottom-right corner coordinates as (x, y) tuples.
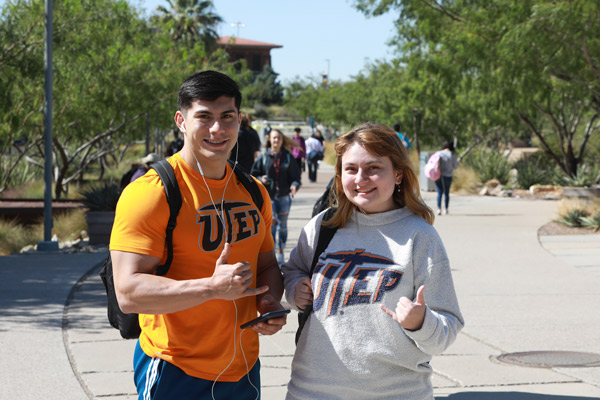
(38, 0), (58, 251)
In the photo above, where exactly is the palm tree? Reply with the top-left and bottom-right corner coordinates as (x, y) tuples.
(155, 0), (223, 49)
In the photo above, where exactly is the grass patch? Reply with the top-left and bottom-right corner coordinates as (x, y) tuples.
(52, 209), (88, 241)
(0, 219), (41, 255)
(452, 165), (481, 194)
(323, 140), (336, 166)
(556, 198), (600, 229)
(0, 209), (88, 255)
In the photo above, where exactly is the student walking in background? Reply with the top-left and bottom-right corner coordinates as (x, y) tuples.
(251, 129), (302, 264)
(292, 127), (306, 172)
(229, 113), (261, 172)
(282, 122), (463, 400)
(435, 141), (459, 215)
(305, 133), (324, 183)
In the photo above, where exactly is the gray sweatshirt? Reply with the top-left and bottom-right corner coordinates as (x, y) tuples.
(438, 149), (458, 177)
(282, 207), (464, 400)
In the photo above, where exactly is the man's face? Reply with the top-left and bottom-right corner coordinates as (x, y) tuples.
(175, 96), (240, 164)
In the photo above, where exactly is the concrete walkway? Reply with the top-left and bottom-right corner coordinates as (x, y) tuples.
(1, 163), (600, 399)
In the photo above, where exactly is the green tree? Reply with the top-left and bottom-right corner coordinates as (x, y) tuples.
(0, 0), (46, 192)
(352, 0), (600, 177)
(243, 65), (283, 106)
(154, 0), (222, 50)
(0, 0), (236, 198)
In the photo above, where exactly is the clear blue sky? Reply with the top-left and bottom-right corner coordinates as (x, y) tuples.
(138, 0), (398, 84)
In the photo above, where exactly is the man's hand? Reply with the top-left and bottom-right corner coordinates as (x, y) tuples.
(252, 294), (287, 335)
(294, 277), (313, 310)
(210, 243), (268, 300)
(381, 285), (426, 331)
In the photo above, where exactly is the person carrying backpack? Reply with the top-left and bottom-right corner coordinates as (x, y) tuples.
(281, 123), (463, 400)
(109, 71), (287, 399)
(251, 129), (302, 265)
(434, 141), (459, 215)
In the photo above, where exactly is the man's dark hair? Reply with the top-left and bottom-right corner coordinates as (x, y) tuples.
(177, 70), (242, 111)
(294, 127), (301, 133)
(393, 123), (401, 132)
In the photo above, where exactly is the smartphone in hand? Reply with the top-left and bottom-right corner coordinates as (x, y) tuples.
(240, 309), (291, 329)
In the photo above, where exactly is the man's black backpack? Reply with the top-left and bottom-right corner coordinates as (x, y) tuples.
(100, 159), (264, 339)
(295, 207), (337, 344)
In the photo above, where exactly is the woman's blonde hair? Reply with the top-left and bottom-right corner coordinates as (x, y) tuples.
(326, 122), (434, 228)
(265, 129), (299, 153)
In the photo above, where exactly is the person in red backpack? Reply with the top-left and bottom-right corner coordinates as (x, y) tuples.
(435, 141), (459, 215)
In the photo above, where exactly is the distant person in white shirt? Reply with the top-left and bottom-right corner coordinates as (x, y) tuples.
(305, 134), (324, 182)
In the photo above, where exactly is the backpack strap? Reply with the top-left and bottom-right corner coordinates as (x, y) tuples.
(295, 207), (337, 344)
(150, 160), (182, 276)
(229, 159), (264, 211)
(309, 208), (337, 275)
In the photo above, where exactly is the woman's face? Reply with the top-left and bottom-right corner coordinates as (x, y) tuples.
(341, 142), (402, 214)
(269, 131), (283, 152)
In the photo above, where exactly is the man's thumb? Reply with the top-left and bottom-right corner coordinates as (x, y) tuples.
(415, 285), (425, 305)
(216, 242), (230, 266)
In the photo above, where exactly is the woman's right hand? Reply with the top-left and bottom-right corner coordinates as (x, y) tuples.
(294, 277), (313, 309)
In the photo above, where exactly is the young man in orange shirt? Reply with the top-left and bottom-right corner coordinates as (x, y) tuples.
(110, 70), (286, 399)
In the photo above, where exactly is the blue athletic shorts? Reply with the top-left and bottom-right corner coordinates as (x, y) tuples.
(133, 341), (261, 400)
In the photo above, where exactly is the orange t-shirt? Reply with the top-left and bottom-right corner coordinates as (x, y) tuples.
(110, 153), (274, 381)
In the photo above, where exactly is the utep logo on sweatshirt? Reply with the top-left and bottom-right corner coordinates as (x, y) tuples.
(312, 249), (402, 318)
(196, 200), (261, 251)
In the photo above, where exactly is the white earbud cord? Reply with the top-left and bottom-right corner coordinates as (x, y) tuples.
(211, 300), (259, 400)
(191, 151), (234, 235)
(193, 143), (256, 399)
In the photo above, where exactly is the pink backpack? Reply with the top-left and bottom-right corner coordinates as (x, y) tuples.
(424, 152), (441, 181)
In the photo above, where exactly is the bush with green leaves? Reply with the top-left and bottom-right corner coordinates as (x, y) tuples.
(79, 183), (120, 211)
(513, 151), (555, 189)
(464, 149), (512, 185)
(581, 214), (600, 231)
(558, 164), (600, 187)
(0, 219), (40, 255)
(558, 209), (589, 227)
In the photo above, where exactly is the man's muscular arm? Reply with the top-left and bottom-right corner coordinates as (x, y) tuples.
(112, 243), (268, 315)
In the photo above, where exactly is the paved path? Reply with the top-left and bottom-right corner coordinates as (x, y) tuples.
(1, 163), (600, 399)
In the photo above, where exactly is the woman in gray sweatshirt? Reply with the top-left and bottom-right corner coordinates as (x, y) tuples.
(282, 123), (464, 400)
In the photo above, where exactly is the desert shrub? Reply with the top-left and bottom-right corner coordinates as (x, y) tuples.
(0, 219), (40, 255)
(581, 214), (600, 231)
(513, 151), (555, 189)
(558, 164), (600, 187)
(559, 209), (589, 227)
(52, 209), (88, 241)
(556, 198), (600, 228)
(451, 165), (481, 194)
(79, 182), (120, 211)
(464, 149), (511, 184)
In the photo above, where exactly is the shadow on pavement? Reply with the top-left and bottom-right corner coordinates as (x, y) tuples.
(438, 392), (598, 400)
(0, 254), (107, 331)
